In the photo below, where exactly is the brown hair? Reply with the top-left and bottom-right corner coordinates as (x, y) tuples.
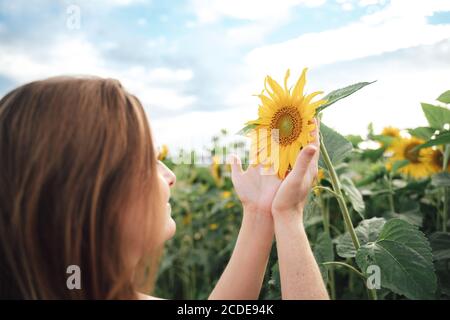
(0, 76), (164, 299)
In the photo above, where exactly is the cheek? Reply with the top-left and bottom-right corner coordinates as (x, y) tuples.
(125, 175), (176, 262)
(158, 175), (176, 242)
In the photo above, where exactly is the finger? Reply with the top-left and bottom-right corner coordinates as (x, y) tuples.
(311, 119), (321, 165)
(290, 145), (317, 180)
(311, 118), (320, 149)
(227, 154), (243, 177)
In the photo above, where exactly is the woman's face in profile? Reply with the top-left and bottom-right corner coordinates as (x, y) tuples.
(122, 154), (177, 268)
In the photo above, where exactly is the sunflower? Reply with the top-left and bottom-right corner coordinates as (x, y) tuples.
(182, 213), (192, 226)
(157, 144), (169, 161)
(210, 155), (223, 187)
(246, 68), (326, 179)
(430, 148), (450, 173)
(386, 137), (434, 178)
(220, 191), (232, 199)
(381, 126), (400, 138)
(378, 126), (401, 150)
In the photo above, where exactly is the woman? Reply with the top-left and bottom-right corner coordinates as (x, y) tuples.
(0, 76), (328, 300)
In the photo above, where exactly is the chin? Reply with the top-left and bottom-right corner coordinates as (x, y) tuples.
(164, 217), (176, 241)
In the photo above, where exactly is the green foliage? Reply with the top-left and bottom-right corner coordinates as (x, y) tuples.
(341, 176), (365, 217)
(416, 131), (450, 150)
(437, 90), (450, 104)
(431, 172), (450, 187)
(156, 89), (450, 300)
(429, 232), (450, 261)
(421, 103), (450, 129)
(408, 127), (435, 140)
(356, 219), (437, 300)
(318, 123), (353, 168)
(336, 217), (386, 258)
(316, 81), (376, 114)
(314, 232), (334, 283)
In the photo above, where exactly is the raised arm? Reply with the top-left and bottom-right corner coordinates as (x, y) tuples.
(208, 156), (281, 300)
(271, 120), (329, 300)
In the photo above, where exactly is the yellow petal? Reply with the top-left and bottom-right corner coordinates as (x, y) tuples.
(292, 68), (308, 100)
(278, 148), (289, 179)
(303, 91), (324, 106)
(264, 77), (279, 102)
(258, 105), (272, 118)
(266, 76), (286, 101)
(284, 69), (291, 92)
(258, 94), (277, 111)
(307, 99), (327, 112)
(288, 143), (300, 167)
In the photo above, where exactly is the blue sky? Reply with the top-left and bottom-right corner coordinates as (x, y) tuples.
(0, 0), (450, 150)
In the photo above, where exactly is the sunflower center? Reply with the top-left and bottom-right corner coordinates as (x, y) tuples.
(404, 143), (421, 163)
(270, 107), (302, 146)
(432, 150), (450, 168)
(433, 150), (443, 167)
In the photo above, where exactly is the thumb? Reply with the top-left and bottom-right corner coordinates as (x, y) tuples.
(290, 145), (317, 179)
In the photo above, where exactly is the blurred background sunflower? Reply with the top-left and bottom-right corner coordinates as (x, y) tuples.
(386, 137), (434, 178)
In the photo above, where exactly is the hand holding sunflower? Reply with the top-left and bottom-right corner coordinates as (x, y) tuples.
(271, 119), (320, 219)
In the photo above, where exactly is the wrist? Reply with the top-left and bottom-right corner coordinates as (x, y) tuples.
(242, 203), (272, 216)
(242, 206), (274, 235)
(272, 207), (304, 227)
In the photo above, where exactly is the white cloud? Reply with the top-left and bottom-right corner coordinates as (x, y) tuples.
(320, 59), (450, 137)
(209, 0), (450, 146)
(0, 36), (196, 113)
(191, 0), (326, 23)
(358, 0), (386, 6)
(245, 0), (450, 78)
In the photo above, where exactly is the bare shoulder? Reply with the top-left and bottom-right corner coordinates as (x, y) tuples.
(137, 292), (165, 300)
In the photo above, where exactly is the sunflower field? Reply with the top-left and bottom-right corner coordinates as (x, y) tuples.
(155, 80), (450, 300)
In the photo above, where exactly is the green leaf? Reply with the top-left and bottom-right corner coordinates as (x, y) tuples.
(355, 219), (437, 300)
(391, 159), (410, 174)
(267, 263), (281, 299)
(372, 134), (394, 146)
(345, 134), (364, 148)
(314, 232), (334, 283)
(341, 176), (365, 217)
(236, 123), (257, 136)
(407, 127), (435, 140)
(444, 145), (450, 170)
(431, 172), (450, 187)
(316, 81), (376, 114)
(303, 192), (321, 227)
(385, 201), (423, 227)
(415, 131), (450, 150)
(336, 217), (386, 258)
(319, 123), (353, 168)
(437, 90), (450, 104)
(361, 147), (385, 162)
(421, 103), (450, 129)
(429, 232), (450, 261)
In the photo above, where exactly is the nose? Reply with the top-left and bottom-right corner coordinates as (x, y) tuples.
(159, 161), (176, 187)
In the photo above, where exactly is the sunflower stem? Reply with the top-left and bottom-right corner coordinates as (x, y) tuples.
(442, 145), (450, 232)
(321, 262), (365, 279)
(319, 196), (336, 299)
(387, 176), (396, 213)
(319, 133), (360, 250)
(319, 133), (378, 300)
